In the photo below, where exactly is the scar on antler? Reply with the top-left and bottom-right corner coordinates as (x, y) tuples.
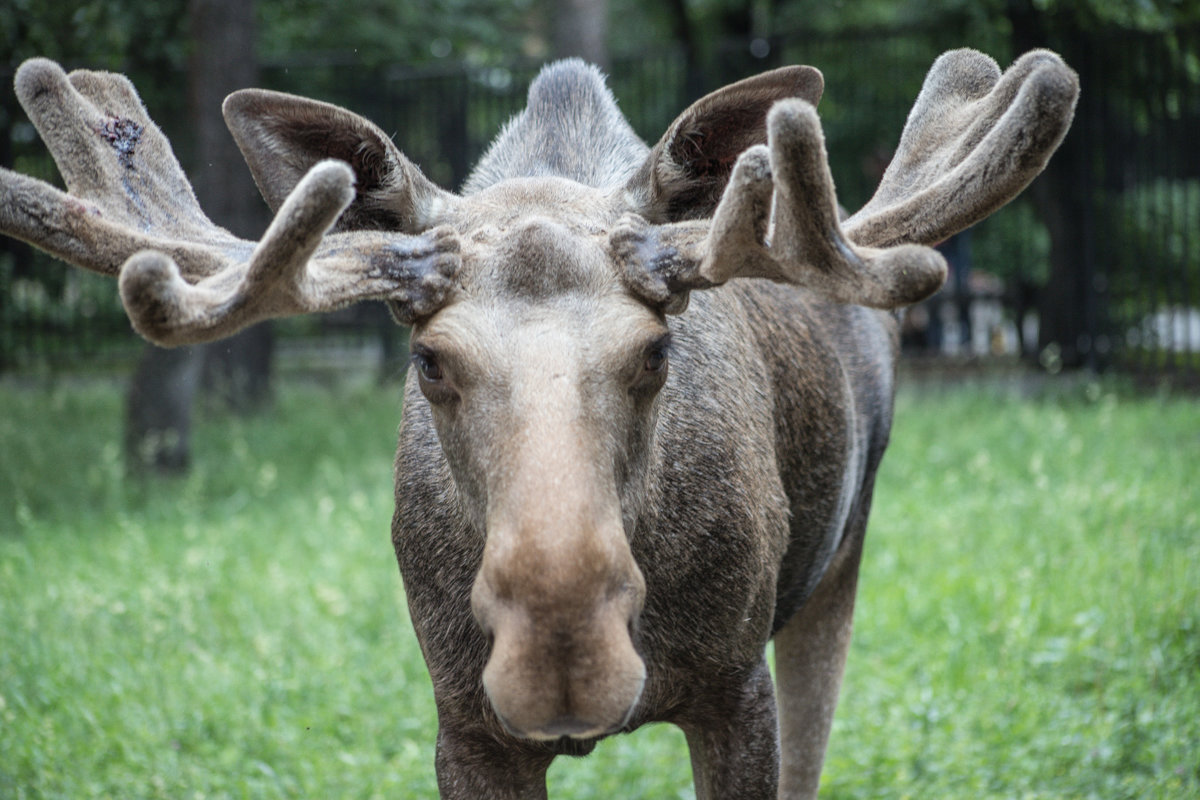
(96, 115), (144, 170)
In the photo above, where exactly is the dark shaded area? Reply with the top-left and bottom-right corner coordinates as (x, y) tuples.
(124, 343), (203, 474)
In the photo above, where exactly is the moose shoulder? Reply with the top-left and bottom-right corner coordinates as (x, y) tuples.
(0, 51), (1077, 798)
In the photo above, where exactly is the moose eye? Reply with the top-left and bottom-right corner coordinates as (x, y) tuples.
(410, 344), (460, 406)
(411, 348), (443, 383)
(633, 335), (671, 392)
(644, 344), (668, 374)
(645, 334), (671, 372)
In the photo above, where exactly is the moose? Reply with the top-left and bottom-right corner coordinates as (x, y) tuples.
(1, 49), (1076, 798)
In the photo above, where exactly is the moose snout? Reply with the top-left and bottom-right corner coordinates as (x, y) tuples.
(471, 543), (647, 741)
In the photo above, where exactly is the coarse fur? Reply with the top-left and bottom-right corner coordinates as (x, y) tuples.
(0, 51), (1078, 799)
(463, 59), (648, 193)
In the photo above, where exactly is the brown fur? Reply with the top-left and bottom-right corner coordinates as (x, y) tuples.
(0, 51), (1078, 799)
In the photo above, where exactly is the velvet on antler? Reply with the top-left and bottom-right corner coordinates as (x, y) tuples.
(613, 48), (1079, 313)
(0, 59), (461, 345)
(0, 48), (1078, 342)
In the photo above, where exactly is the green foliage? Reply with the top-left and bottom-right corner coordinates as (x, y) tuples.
(0, 257), (127, 326)
(970, 197), (1053, 285)
(0, 0), (187, 72)
(827, 379), (1200, 798)
(1, 378), (1196, 797)
(0, 253), (138, 372)
(768, 0), (1197, 36)
(1026, 0), (1200, 31)
(0, 381), (436, 797)
(1104, 178), (1200, 328)
(256, 0), (542, 67)
(606, 0), (1197, 62)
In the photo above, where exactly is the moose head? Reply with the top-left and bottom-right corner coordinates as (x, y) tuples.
(1, 49), (1077, 797)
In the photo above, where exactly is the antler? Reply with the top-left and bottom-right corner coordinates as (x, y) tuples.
(0, 58), (461, 346)
(843, 49), (1079, 248)
(614, 48), (1079, 312)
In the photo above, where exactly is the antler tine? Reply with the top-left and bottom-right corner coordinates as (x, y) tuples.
(702, 100), (947, 307)
(1, 59), (236, 278)
(120, 160), (462, 345)
(16, 58), (223, 248)
(1, 57), (463, 347)
(0, 166), (221, 278)
(614, 101), (946, 312)
(617, 48), (1076, 313)
(118, 159), (349, 345)
(613, 102), (947, 311)
(843, 48), (1080, 248)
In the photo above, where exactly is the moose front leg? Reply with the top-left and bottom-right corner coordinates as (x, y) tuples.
(773, 507), (869, 799)
(680, 656), (781, 800)
(434, 723), (555, 800)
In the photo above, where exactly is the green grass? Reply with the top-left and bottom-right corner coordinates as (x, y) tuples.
(0, 376), (1196, 798)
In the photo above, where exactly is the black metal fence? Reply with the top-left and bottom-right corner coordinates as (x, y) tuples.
(1071, 27), (1200, 377)
(2, 24), (1197, 380)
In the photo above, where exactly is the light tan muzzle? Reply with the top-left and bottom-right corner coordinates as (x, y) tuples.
(471, 514), (647, 741)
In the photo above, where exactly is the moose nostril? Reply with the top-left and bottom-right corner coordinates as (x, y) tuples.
(494, 710), (605, 741)
(539, 716), (597, 738)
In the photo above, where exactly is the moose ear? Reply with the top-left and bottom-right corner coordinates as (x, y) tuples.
(222, 89), (458, 233)
(625, 65), (823, 222)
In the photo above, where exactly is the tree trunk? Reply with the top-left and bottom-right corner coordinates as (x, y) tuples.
(125, 345), (205, 475)
(552, 0), (609, 69)
(201, 326), (275, 413)
(123, 0), (265, 474)
(663, 0), (705, 98)
(189, 0), (274, 411)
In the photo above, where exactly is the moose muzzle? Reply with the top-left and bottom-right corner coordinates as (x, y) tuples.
(471, 511), (647, 741)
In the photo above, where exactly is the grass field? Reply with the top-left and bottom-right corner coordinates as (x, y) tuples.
(0, 375), (1196, 798)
